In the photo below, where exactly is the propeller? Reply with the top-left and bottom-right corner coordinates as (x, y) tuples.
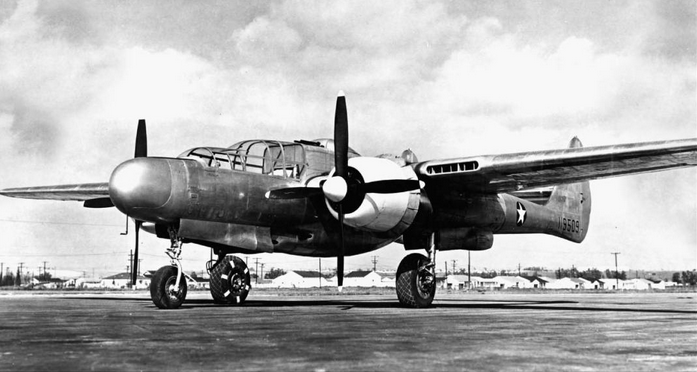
(131, 119), (147, 286)
(334, 93), (348, 290)
(267, 93), (420, 290)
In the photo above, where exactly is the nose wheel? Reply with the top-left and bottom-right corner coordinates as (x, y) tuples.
(150, 228), (188, 309)
(150, 265), (188, 309)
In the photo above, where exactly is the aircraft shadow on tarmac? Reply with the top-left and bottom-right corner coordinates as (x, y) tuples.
(63, 296), (697, 314)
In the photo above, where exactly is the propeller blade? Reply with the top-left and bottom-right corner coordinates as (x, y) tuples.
(265, 187), (323, 200)
(337, 204), (345, 290)
(132, 220), (141, 286)
(334, 92), (348, 178)
(357, 179), (421, 194)
(134, 119), (147, 158)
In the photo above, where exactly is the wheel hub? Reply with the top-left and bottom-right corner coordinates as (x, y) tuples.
(228, 273), (245, 294)
(166, 278), (182, 299)
(416, 269), (435, 297)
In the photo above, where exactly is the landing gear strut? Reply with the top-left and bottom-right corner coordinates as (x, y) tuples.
(208, 255), (251, 305)
(396, 235), (437, 308)
(150, 228), (188, 309)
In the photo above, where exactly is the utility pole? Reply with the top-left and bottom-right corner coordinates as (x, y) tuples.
(260, 263), (265, 282)
(611, 252), (621, 290)
(43, 261), (48, 279)
(18, 262), (24, 286)
(371, 256), (378, 272)
(444, 261), (448, 276)
(254, 258), (261, 284)
(318, 258), (322, 289)
(468, 251), (472, 289)
(128, 250), (134, 278)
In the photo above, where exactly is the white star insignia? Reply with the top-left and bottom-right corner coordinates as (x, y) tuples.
(516, 202), (527, 226)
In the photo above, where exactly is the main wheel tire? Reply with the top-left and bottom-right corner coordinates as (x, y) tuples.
(150, 265), (188, 309)
(209, 255), (251, 305)
(396, 253), (436, 308)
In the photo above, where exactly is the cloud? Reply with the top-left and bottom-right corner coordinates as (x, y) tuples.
(0, 0), (693, 274)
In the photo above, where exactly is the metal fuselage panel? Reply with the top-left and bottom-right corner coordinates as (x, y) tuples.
(427, 179), (591, 245)
(134, 157), (396, 257)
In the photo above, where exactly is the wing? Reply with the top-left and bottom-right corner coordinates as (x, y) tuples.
(414, 138), (697, 194)
(0, 182), (111, 207)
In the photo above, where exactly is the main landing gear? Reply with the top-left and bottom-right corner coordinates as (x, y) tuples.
(208, 255), (251, 305)
(395, 238), (437, 308)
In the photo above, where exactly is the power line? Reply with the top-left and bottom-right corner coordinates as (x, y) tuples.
(0, 218), (122, 227)
(0, 252), (126, 257)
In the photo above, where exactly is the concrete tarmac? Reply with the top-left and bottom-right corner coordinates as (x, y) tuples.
(0, 291), (695, 371)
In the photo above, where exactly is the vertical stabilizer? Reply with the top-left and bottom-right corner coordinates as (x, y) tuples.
(544, 137), (592, 243)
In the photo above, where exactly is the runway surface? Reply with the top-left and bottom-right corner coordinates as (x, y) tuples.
(0, 291), (695, 371)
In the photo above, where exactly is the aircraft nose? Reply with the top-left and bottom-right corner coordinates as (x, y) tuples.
(109, 158), (172, 216)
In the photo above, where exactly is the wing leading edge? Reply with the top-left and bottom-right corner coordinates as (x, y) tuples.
(414, 138), (697, 194)
(0, 182), (110, 202)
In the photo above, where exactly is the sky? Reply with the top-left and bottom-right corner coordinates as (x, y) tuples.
(0, 0), (695, 278)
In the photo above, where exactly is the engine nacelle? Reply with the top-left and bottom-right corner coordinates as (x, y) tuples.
(326, 157), (420, 236)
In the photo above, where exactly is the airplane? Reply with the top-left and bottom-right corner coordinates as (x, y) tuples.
(1, 92), (696, 309)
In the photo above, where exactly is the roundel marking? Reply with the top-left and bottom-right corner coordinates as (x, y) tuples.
(516, 201), (527, 226)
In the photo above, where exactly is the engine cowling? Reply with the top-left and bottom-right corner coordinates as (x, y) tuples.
(325, 157), (420, 237)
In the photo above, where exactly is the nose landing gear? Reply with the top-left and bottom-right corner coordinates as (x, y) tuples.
(150, 227), (188, 309)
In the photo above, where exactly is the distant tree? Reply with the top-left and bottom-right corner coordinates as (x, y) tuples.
(321, 272), (334, 279)
(682, 270), (697, 286)
(189, 271), (199, 279)
(36, 272), (52, 282)
(15, 268), (21, 286)
(524, 266), (545, 271)
(604, 269), (626, 280)
(265, 267), (286, 280)
(672, 272), (681, 284)
(556, 267), (580, 279)
(479, 270), (497, 279)
(580, 268), (602, 282)
(0, 269), (10, 286)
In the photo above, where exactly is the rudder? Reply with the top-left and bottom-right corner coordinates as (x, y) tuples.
(544, 137), (592, 243)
